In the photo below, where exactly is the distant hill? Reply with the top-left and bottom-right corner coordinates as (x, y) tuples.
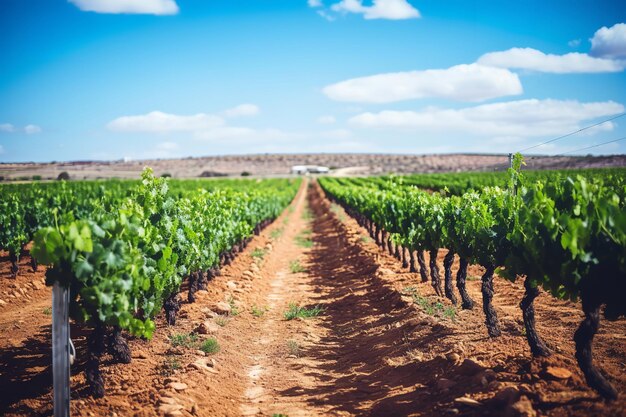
(1, 153), (625, 181)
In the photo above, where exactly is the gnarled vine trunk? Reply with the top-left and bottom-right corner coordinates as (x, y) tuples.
(86, 322), (105, 398)
(387, 234), (394, 254)
(574, 301), (618, 400)
(418, 251), (429, 283)
(429, 249), (444, 297)
(409, 250), (417, 273)
(520, 277), (550, 357)
(30, 256), (38, 272)
(456, 257), (474, 309)
(401, 246), (409, 269)
(187, 272), (198, 303)
(443, 251), (457, 305)
(164, 293), (181, 326)
(109, 327), (132, 364)
(197, 270), (208, 291)
(481, 264), (501, 337)
(374, 224), (381, 246)
(9, 251), (18, 278)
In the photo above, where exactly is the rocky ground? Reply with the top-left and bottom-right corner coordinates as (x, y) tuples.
(0, 180), (624, 417)
(1, 153), (625, 181)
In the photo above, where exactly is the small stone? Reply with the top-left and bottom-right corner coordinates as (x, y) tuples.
(196, 350), (206, 357)
(436, 378), (456, 390)
(446, 352), (461, 363)
(166, 382), (188, 391)
(493, 386), (520, 405)
(226, 281), (237, 290)
(507, 395), (536, 417)
(454, 397), (481, 407)
(458, 358), (486, 376)
(406, 318), (421, 327)
(400, 295), (414, 304)
(188, 358), (218, 374)
(166, 347), (184, 356)
(158, 404), (183, 416)
(544, 366), (572, 380)
(0, 299), (6, 306)
(133, 351), (148, 359)
(443, 408), (459, 415)
(483, 369), (497, 382)
(214, 302), (231, 314)
(159, 397), (177, 405)
(201, 307), (218, 318)
(419, 316), (437, 326)
(488, 380), (502, 391)
(194, 320), (220, 335)
(195, 290), (209, 297)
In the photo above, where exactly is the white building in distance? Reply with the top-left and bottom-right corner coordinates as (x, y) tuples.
(291, 165), (330, 175)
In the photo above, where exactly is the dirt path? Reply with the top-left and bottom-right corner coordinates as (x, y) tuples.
(1, 180), (625, 417)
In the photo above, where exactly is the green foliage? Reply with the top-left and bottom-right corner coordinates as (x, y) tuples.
(284, 303), (324, 320)
(286, 340), (301, 357)
(199, 338), (220, 354)
(251, 305), (268, 317)
(0, 171), (300, 342)
(169, 332), (199, 348)
(160, 356), (181, 376)
(215, 316), (228, 327)
(251, 248), (267, 260)
(295, 230), (313, 248)
(289, 260), (307, 273)
(319, 165), (626, 321)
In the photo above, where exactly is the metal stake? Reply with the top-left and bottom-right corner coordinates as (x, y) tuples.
(52, 282), (70, 417)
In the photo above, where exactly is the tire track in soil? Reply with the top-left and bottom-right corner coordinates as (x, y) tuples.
(237, 181), (446, 416)
(238, 180), (349, 417)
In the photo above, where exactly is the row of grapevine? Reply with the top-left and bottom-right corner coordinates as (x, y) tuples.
(0, 170), (300, 397)
(319, 157), (625, 400)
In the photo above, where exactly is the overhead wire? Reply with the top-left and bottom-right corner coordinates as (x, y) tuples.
(515, 112), (626, 153)
(554, 136), (626, 156)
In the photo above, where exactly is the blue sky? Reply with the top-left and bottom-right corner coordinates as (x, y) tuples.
(1, 0), (626, 162)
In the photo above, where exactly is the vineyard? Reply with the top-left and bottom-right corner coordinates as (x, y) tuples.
(0, 162), (625, 417)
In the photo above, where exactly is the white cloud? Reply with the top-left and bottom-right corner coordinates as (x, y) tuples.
(220, 104), (260, 118)
(330, 0), (420, 20)
(0, 123), (16, 132)
(317, 10), (336, 21)
(323, 64), (522, 103)
(107, 111), (224, 133)
(568, 39), (581, 48)
(24, 124), (42, 134)
(308, 0), (323, 7)
(0, 145), (4, 154)
(590, 23), (626, 59)
(348, 99), (624, 138)
(69, 0), (178, 15)
(477, 47), (624, 73)
(317, 115), (336, 124)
